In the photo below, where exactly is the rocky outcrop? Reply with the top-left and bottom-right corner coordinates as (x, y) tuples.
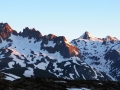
(0, 23), (12, 39)
(41, 36), (80, 58)
(80, 31), (96, 40)
(19, 27), (42, 40)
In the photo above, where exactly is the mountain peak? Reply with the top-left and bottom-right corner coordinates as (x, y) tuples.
(24, 27), (36, 31)
(0, 22), (12, 39)
(19, 27), (42, 40)
(0, 22), (12, 31)
(104, 35), (118, 41)
(44, 34), (57, 39)
(79, 31), (96, 40)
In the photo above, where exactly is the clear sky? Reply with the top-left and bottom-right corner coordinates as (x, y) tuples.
(0, 0), (120, 41)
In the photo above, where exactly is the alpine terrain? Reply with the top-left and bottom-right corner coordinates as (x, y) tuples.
(71, 31), (120, 81)
(0, 23), (112, 81)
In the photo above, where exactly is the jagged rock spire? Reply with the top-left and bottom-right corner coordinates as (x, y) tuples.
(79, 31), (96, 40)
(0, 23), (12, 39)
(104, 35), (118, 41)
(20, 27), (42, 40)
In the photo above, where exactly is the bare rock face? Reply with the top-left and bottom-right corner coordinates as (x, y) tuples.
(45, 34), (57, 39)
(79, 31), (96, 40)
(41, 36), (80, 58)
(19, 27), (42, 40)
(0, 23), (12, 39)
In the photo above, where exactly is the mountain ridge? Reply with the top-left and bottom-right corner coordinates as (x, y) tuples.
(0, 22), (112, 81)
(79, 31), (118, 42)
(71, 32), (120, 81)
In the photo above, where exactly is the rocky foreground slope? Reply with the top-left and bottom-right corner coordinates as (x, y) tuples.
(0, 76), (120, 90)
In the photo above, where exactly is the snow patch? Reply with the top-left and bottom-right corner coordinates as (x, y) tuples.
(23, 67), (34, 77)
(8, 61), (15, 68)
(44, 41), (56, 48)
(4, 73), (20, 81)
(34, 62), (48, 70)
(74, 65), (80, 77)
(69, 73), (74, 79)
(64, 62), (71, 66)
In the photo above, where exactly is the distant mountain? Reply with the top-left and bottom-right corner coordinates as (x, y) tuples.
(71, 31), (120, 81)
(0, 23), (111, 81)
(80, 31), (97, 40)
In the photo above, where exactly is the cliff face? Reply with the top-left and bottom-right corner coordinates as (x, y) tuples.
(0, 23), (12, 39)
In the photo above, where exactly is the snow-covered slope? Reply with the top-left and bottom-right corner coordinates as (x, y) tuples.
(71, 31), (120, 81)
(0, 23), (111, 81)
